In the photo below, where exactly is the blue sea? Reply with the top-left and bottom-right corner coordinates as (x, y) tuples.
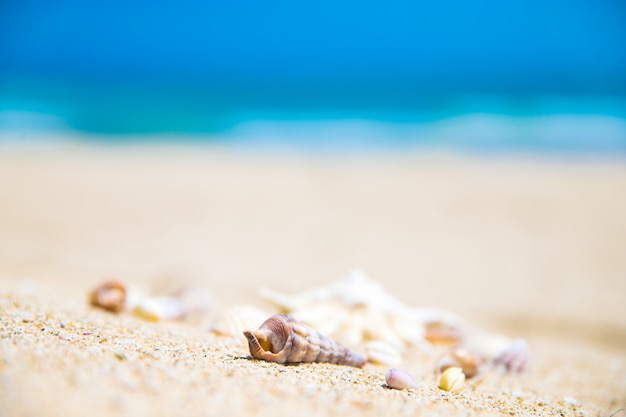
(1, 78), (625, 155)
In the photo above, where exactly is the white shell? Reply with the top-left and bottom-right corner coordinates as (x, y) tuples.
(463, 331), (513, 361)
(366, 341), (403, 367)
(210, 305), (270, 339)
(133, 296), (188, 321)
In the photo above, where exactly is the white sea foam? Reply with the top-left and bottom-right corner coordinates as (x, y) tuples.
(226, 113), (626, 154)
(1, 109), (625, 155)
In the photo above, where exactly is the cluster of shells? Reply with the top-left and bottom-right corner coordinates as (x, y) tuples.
(211, 271), (528, 387)
(89, 270), (529, 393)
(89, 280), (212, 322)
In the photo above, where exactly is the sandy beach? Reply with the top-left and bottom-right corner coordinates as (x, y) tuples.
(1, 143), (625, 417)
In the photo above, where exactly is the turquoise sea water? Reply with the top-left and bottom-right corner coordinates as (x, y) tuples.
(1, 78), (625, 155)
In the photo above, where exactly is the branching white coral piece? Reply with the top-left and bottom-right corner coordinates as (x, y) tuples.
(259, 270), (462, 353)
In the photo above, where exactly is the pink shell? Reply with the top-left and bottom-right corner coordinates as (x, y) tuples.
(385, 368), (420, 390)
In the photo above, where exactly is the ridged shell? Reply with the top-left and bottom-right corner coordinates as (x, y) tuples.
(210, 305), (269, 338)
(366, 340), (403, 367)
(243, 314), (367, 367)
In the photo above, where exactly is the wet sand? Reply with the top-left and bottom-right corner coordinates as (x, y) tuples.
(1, 143), (625, 416)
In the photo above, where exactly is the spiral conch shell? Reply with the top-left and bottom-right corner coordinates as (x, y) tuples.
(243, 314), (367, 367)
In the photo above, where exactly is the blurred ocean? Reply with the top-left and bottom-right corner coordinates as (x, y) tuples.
(2, 1), (625, 155)
(1, 78), (625, 155)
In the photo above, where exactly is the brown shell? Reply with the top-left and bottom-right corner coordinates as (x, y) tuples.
(243, 314), (367, 367)
(89, 280), (128, 313)
(437, 347), (480, 378)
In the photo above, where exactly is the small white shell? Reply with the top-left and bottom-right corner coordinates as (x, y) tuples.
(133, 296), (189, 321)
(210, 305), (270, 338)
(389, 310), (429, 350)
(291, 303), (351, 340)
(439, 366), (465, 392)
(385, 368), (419, 390)
(366, 341), (403, 367)
(464, 332), (513, 361)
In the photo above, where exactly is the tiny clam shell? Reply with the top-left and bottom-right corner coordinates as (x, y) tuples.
(464, 332), (513, 361)
(439, 366), (465, 392)
(133, 296), (189, 322)
(210, 305), (270, 338)
(437, 347), (480, 379)
(385, 368), (419, 390)
(243, 314), (367, 367)
(366, 340), (403, 367)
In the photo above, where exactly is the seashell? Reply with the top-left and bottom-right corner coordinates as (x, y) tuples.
(437, 347), (480, 379)
(327, 305), (406, 349)
(243, 314), (367, 367)
(89, 280), (142, 313)
(463, 331), (513, 361)
(89, 280), (212, 322)
(492, 338), (529, 374)
(290, 302), (351, 339)
(210, 305), (270, 338)
(366, 340), (403, 367)
(132, 296), (189, 322)
(425, 322), (466, 344)
(259, 270), (398, 311)
(387, 309), (434, 352)
(385, 368), (419, 390)
(439, 366), (465, 392)
(258, 287), (312, 313)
